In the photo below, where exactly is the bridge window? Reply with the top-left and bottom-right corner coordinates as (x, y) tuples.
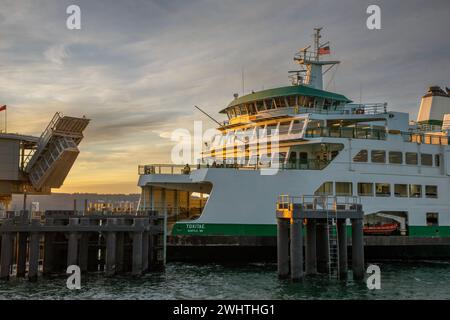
(426, 212), (439, 226)
(265, 99), (274, 110)
(421, 153), (432, 166)
(389, 151), (403, 164)
(255, 100), (265, 112)
(335, 182), (353, 196)
(405, 152), (418, 165)
(291, 120), (304, 134)
(315, 181), (333, 196)
(425, 185), (438, 198)
(357, 183), (373, 196)
(375, 183), (391, 197)
(371, 150), (386, 163)
(394, 184), (408, 197)
(286, 96), (297, 107)
(353, 150), (368, 162)
(409, 184), (422, 198)
(435, 154), (440, 167)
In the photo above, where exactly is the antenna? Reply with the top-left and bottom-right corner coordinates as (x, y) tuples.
(194, 105), (223, 127)
(241, 67), (245, 95)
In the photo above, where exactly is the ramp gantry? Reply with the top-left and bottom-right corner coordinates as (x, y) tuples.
(25, 112), (90, 190)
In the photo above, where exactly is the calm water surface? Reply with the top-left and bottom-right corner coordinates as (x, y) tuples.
(0, 261), (449, 300)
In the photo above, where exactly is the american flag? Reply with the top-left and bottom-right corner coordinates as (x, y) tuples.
(318, 46), (330, 55)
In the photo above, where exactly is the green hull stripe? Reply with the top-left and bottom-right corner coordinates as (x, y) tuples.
(409, 226), (450, 237)
(172, 223), (450, 238)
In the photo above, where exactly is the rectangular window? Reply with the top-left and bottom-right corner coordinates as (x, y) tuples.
(389, 151), (403, 164)
(421, 153), (433, 166)
(394, 184), (408, 197)
(371, 150), (386, 163)
(353, 150), (368, 162)
(315, 181), (333, 196)
(409, 184), (422, 198)
(405, 152), (418, 165)
(375, 183), (391, 197)
(435, 154), (440, 167)
(358, 183), (373, 196)
(335, 182), (353, 196)
(425, 185), (438, 198)
(426, 212), (439, 226)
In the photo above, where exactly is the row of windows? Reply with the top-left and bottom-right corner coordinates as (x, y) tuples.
(316, 181), (438, 198)
(226, 95), (344, 119)
(353, 150), (440, 167)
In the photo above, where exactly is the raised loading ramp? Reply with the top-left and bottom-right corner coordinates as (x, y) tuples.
(25, 112), (90, 190)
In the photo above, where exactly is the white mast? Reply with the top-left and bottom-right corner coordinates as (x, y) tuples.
(293, 28), (340, 90)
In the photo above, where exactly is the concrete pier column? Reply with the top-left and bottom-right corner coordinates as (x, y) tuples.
(305, 219), (317, 275)
(43, 218), (55, 276)
(316, 220), (329, 274)
(142, 219), (150, 272)
(67, 218), (79, 267)
(290, 219), (304, 281)
(116, 218), (125, 273)
(132, 218), (144, 276)
(277, 219), (290, 278)
(16, 232), (28, 277)
(79, 218), (90, 273)
(337, 219), (348, 279)
(0, 223), (14, 280)
(351, 218), (365, 280)
(105, 218), (117, 276)
(28, 220), (41, 282)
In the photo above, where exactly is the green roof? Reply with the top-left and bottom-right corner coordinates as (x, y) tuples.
(220, 85), (352, 113)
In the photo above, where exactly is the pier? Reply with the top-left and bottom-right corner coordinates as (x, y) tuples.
(0, 210), (165, 281)
(276, 195), (365, 281)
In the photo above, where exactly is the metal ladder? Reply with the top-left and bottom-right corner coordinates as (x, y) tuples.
(326, 209), (340, 279)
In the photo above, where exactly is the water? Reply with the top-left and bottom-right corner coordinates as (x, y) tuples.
(1, 261), (450, 300)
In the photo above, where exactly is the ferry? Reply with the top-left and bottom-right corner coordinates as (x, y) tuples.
(138, 28), (450, 240)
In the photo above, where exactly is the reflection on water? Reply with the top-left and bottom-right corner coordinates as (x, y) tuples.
(0, 261), (449, 300)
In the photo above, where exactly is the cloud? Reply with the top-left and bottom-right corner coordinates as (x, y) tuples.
(0, 0), (449, 193)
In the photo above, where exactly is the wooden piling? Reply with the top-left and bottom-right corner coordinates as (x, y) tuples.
(337, 219), (348, 279)
(67, 218), (79, 267)
(28, 220), (41, 282)
(0, 221), (13, 280)
(132, 218), (144, 276)
(290, 219), (304, 281)
(277, 219), (289, 279)
(305, 219), (317, 275)
(105, 218), (117, 276)
(16, 232), (28, 277)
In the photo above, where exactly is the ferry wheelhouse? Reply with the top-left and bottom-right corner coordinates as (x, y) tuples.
(138, 29), (450, 238)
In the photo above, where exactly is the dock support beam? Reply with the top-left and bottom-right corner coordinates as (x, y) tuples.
(43, 218), (54, 276)
(28, 220), (41, 282)
(16, 232), (28, 277)
(79, 218), (90, 273)
(0, 225), (13, 280)
(277, 219), (289, 279)
(290, 219), (304, 281)
(305, 219), (317, 275)
(351, 218), (365, 280)
(337, 219), (348, 279)
(105, 218), (117, 276)
(132, 219), (144, 276)
(67, 218), (79, 267)
(316, 220), (329, 274)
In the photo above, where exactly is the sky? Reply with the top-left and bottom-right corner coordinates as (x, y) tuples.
(0, 0), (449, 194)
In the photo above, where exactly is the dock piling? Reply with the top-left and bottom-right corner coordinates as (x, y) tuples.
(28, 220), (41, 282)
(290, 218), (304, 281)
(305, 219), (317, 275)
(277, 219), (290, 279)
(351, 218), (365, 280)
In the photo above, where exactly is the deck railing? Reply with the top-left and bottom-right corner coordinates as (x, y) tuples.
(138, 159), (331, 175)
